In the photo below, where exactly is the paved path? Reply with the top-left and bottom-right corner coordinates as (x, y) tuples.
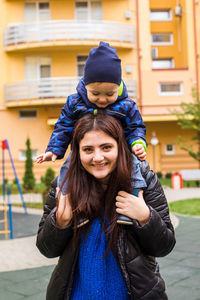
(0, 188), (199, 299)
(163, 187), (200, 202)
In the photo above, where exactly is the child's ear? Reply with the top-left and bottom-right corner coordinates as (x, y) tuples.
(118, 81), (123, 97)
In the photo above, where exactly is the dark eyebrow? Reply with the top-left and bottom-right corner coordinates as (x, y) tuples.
(100, 143), (113, 147)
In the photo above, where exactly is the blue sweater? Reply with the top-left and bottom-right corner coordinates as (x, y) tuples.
(71, 218), (131, 300)
(46, 78), (146, 159)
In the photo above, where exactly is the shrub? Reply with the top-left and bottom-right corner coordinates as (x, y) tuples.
(42, 168), (56, 203)
(23, 138), (35, 190)
(156, 172), (163, 179)
(44, 168), (56, 190)
(12, 178), (17, 184)
(165, 172), (172, 179)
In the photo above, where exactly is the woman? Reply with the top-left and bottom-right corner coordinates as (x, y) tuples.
(36, 112), (175, 300)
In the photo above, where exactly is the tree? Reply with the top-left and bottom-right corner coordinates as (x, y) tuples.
(42, 167), (56, 203)
(44, 167), (56, 190)
(23, 137), (35, 190)
(173, 88), (200, 168)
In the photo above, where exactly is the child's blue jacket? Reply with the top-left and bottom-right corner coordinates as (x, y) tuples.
(46, 78), (146, 159)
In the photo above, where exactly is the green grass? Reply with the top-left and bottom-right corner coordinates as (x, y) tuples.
(0, 183), (45, 194)
(12, 202), (43, 209)
(169, 198), (200, 216)
(159, 178), (200, 188)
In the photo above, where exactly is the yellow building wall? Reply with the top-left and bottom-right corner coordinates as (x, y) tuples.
(103, 0), (130, 22)
(146, 121), (199, 174)
(0, 0), (199, 183)
(50, 0), (75, 20)
(150, 0), (188, 68)
(0, 107), (63, 182)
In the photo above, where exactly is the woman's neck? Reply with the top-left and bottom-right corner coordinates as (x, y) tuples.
(97, 175), (110, 190)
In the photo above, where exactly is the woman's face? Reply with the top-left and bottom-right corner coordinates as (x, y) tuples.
(79, 130), (118, 183)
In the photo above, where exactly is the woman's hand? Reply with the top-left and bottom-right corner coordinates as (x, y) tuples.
(56, 191), (72, 228)
(116, 190), (150, 226)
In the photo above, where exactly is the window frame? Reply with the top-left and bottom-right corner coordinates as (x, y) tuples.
(77, 55), (88, 77)
(24, 1), (50, 23)
(152, 58), (174, 69)
(25, 56), (52, 80)
(158, 82), (183, 96)
(151, 33), (173, 46)
(75, 0), (102, 21)
(19, 110), (38, 120)
(150, 9), (172, 21)
(19, 149), (38, 161)
(165, 144), (175, 155)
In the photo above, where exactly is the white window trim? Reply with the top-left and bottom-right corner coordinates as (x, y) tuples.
(152, 58), (174, 69)
(150, 9), (172, 22)
(25, 56), (52, 80)
(75, 0), (102, 22)
(24, 2), (51, 23)
(76, 55), (88, 77)
(151, 33), (173, 46)
(19, 110), (38, 120)
(165, 144), (175, 155)
(19, 149), (38, 161)
(158, 82), (183, 96)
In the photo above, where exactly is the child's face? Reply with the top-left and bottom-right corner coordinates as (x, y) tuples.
(86, 82), (119, 108)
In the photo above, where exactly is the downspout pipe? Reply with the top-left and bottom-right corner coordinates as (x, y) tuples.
(193, 0), (199, 99)
(136, 0), (143, 114)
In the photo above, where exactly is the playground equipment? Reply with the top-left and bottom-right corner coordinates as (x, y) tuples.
(0, 139), (27, 239)
(0, 186), (13, 239)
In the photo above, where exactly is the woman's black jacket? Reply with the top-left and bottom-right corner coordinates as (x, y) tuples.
(36, 161), (176, 300)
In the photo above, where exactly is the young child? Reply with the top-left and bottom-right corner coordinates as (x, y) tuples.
(37, 41), (147, 224)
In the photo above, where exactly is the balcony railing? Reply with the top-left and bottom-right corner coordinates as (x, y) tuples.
(4, 20), (134, 47)
(4, 77), (136, 102)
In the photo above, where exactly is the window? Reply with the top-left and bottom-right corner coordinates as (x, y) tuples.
(159, 82), (183, 96)
(75, 1), (102, 21)
(19, 149), (38, 161)
(151, 34), (173, 46)
(19, 110), (37, 119)
(25, 57), (51, 80)
(24, 2), (50, 23)
(165, 144), (175, 155)
(77, 55), (88, 76)
(152, 59), (174, 69)
(150, 10), (172, 21)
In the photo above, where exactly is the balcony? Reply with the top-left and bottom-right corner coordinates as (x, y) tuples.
(4, 20), (134, 51)
(4, 77), (137, 107)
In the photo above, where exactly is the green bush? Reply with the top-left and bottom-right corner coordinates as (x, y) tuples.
(156, 172), (163, 179)
(23, 138), (35, 190)
(4, 178), (8, 185)
(44, 168), (55, 190)
(12, 178), (17, 184)
(165, 172), (172, 179)
(42, 168), (56, 203)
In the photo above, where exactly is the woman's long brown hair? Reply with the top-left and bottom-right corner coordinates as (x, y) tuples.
(60, 111), (134, 249)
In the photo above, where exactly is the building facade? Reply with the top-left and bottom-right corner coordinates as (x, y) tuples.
(0, 0), (199, 182)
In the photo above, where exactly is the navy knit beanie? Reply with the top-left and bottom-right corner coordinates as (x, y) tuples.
(84, 41), (121, 85)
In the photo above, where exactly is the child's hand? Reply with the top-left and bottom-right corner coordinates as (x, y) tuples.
(132, 144), (146, 161)
(36, 151), (57, 163)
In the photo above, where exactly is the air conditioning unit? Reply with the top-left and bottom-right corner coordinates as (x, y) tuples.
(174, 5), (182, 17)
(152, 48), (158, 59)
